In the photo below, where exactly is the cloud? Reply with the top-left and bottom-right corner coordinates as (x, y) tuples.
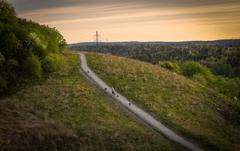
(8, 0), (240, 42)
(10, 0), (240, 13)
(17, 1), (240, 25)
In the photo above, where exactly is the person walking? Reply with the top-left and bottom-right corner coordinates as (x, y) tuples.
(111, 87), (115, 95)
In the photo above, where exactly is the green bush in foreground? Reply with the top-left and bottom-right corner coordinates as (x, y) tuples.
(42, 53), (68, 74)
(42, 54), (60, 73)
(22, 55), (42, 79)
(0, 0), (67, 94)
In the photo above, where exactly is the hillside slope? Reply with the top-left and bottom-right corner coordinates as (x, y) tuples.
(86, 52), (240, 151)
(0, 101), (80, 151)
(1, 52), (184, 151)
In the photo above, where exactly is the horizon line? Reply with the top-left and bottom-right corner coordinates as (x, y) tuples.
(68, 38), (240, 45)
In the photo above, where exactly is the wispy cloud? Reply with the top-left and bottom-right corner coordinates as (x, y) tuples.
(9, 0), (240, 42)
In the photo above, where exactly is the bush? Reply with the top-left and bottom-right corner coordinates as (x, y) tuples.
(181, 61), (214, 83)
(181, 61), (212, 77)
(0, 31), (22, 59)
(213, 76), (240, 99)
(5, 59), (19, 85)
(22, 55), (42, 79)
(159, 61), (180, 73)
(42, 54), (59, 73)
(180, 61), (239, 99)
(42, 54), (67, 74)
(0, 0), (67, 94)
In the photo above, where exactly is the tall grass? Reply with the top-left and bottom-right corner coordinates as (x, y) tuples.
(4, 52), (184, 151)
(87, 52), (240, 151)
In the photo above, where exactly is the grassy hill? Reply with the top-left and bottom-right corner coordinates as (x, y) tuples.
(1, 52), (185, 151)
(0, 100), (80, 151)
(86, 52), (240, 151)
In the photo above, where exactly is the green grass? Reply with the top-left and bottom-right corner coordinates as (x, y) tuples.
(86, 52), (240, 151)
(3, 52), (185, 151)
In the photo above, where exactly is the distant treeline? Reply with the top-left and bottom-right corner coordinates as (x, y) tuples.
(72, 41), (240, 99)
(72, 41), (240, 78)
(0, 0), (67, 94)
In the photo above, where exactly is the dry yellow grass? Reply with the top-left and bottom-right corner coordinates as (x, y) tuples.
(0, 100), (79, 151)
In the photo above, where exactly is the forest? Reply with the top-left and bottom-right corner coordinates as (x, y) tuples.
(72, 41), (240, 100)
(0, 0), (67, 95)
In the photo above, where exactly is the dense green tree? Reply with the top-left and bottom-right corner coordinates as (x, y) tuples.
(0, 31), (22, 59)
(0, 0), (67, 94)
(0, 0), (16, 24)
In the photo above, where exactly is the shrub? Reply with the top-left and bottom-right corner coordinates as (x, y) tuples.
(0, 31), (22, 59)
(42, 54), (67, 74)
(22, 55), (42, 79)
(42, 54), (59, 73)
(5, 59), (19, 84)
(0, 0), (67, 94)
(213, 76), (240, 99)
(32, 43), (48, 59)
(181, 61), (212, 77)
(181, 61), (240, 99)
(159, 61), (181, 73)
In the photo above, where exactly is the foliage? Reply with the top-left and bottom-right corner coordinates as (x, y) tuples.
(0, 0), (67, 94)
(0, 74), (6, 92)
(42, 54), (60, 73)
(181, 61), (212, 77)
(158, 61), (240, 99)
(74, 41), (240, 78)
(0, 0), (16, 24)
(212, 76), (240, 99)
(160, 61), (181, 73)
(22, 55), (42, 79)
(176, 61), (239, 99)
(42, 53), (68, 74)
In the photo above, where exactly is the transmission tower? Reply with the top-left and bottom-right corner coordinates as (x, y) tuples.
(95, 31), (100, 48)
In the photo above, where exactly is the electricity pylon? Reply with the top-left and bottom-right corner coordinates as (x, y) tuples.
(95, 31), (100, 50)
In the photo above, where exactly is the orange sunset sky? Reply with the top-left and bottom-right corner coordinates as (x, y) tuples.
(9, 0), (240, 43)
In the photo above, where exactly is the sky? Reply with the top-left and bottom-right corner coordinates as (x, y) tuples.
(9, 0), (240, 43)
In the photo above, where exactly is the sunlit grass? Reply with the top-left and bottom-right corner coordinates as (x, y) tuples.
(6, 52), (184, 151)
(86, 52), (240, 151)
